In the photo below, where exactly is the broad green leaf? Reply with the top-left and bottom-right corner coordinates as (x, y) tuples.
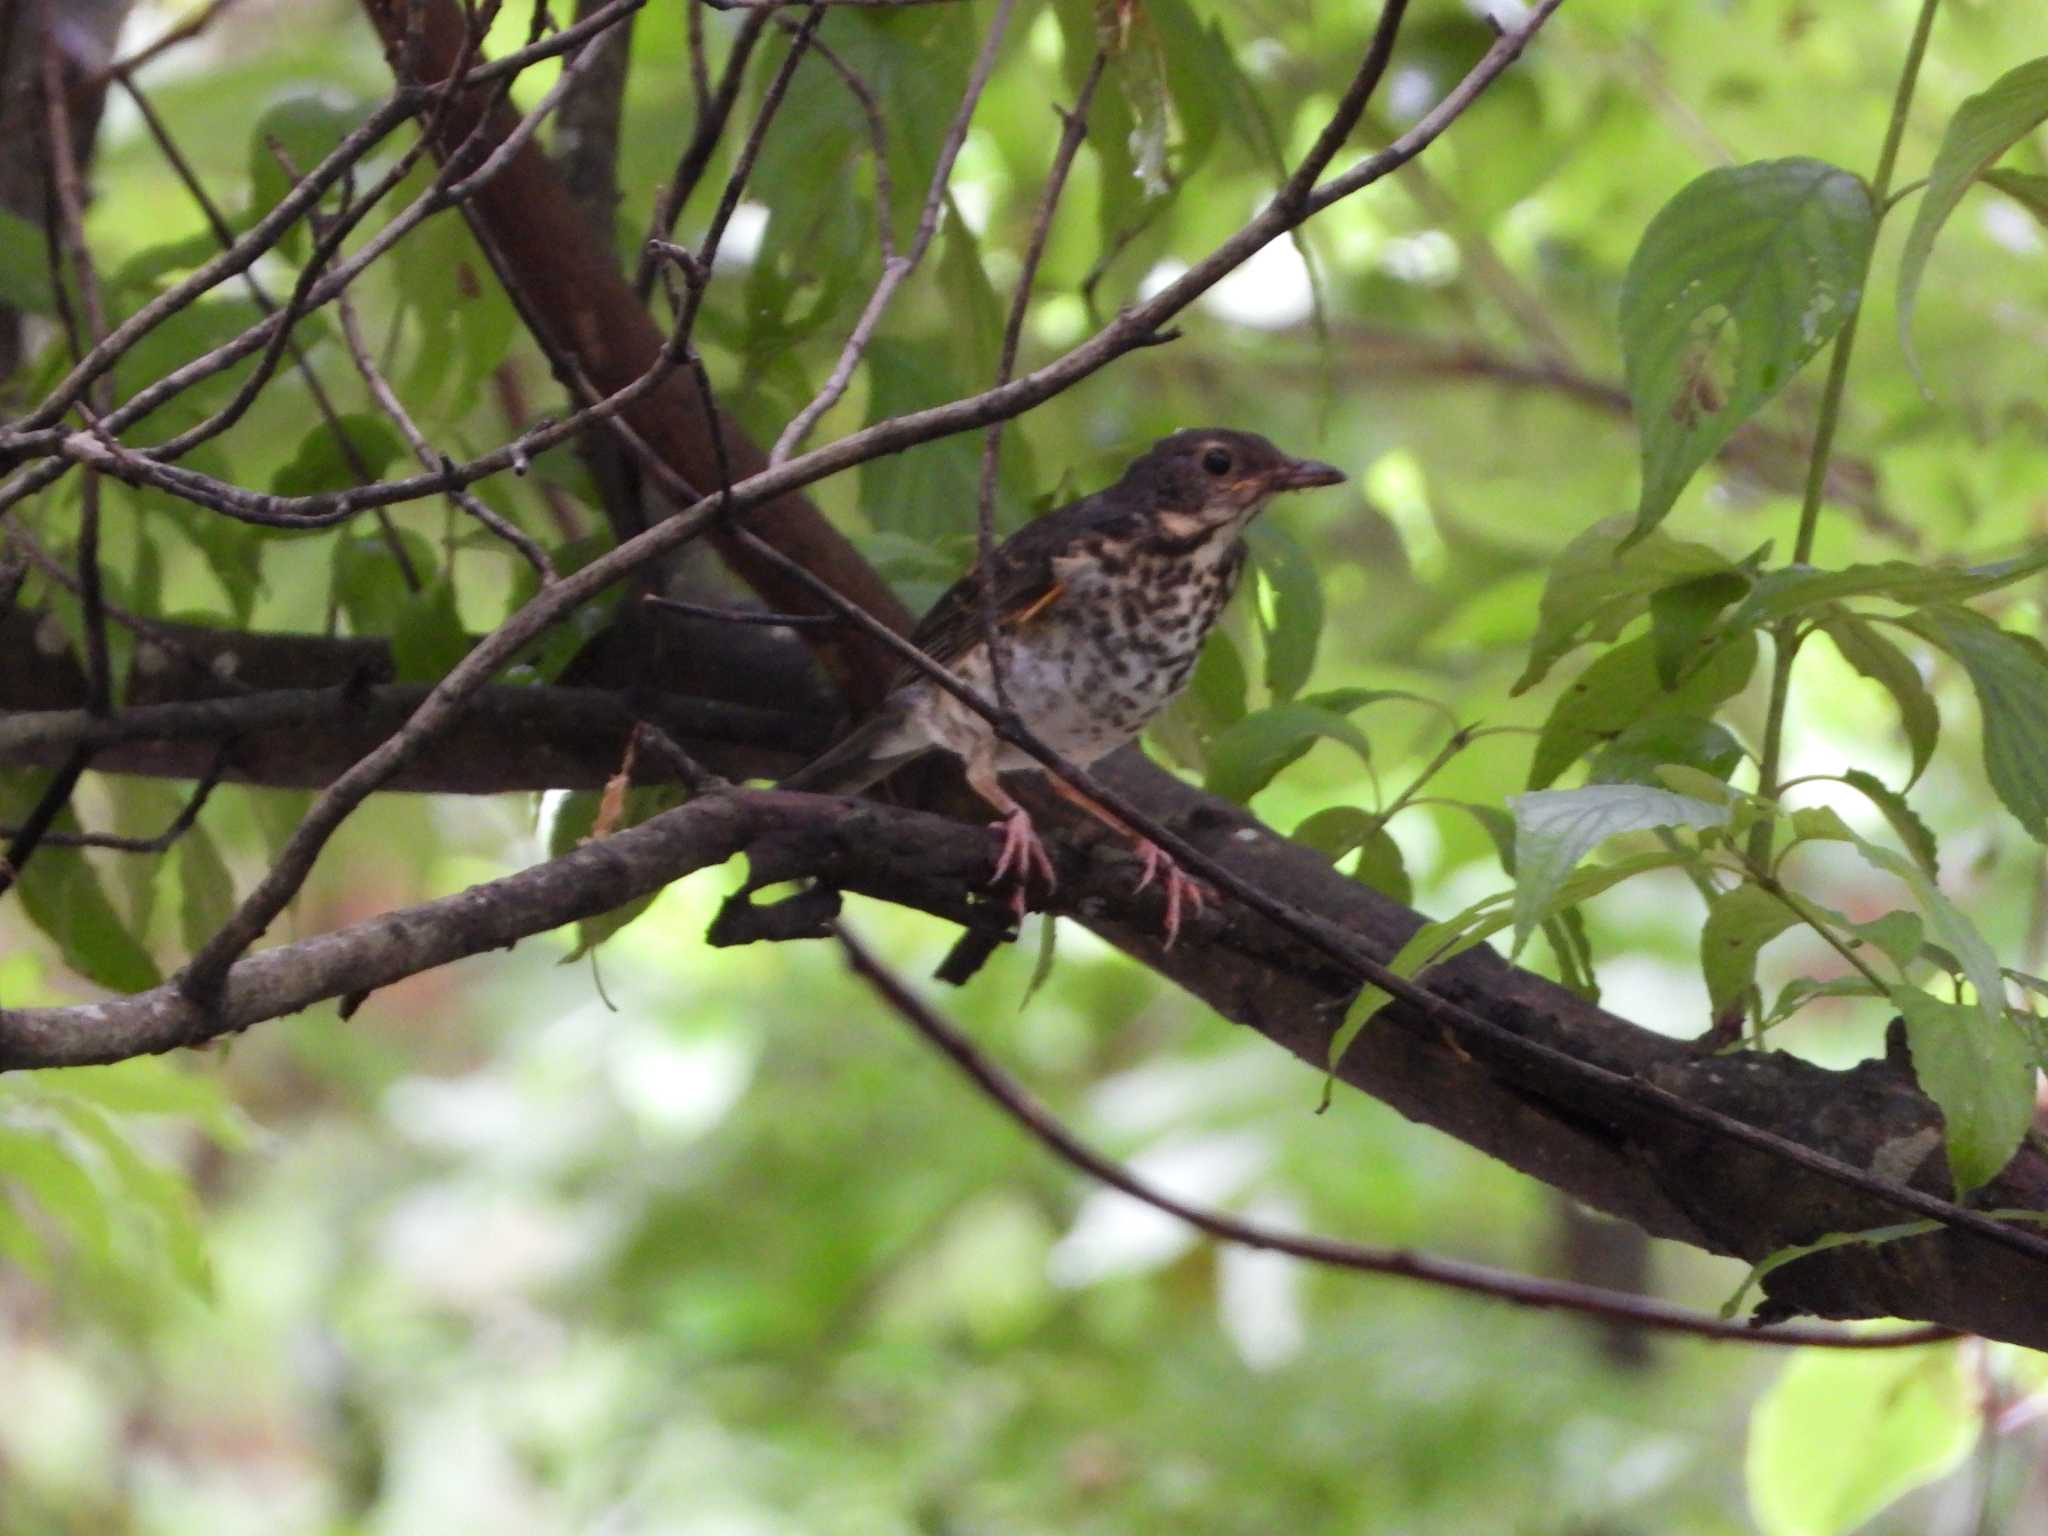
(1700, 882), (1798, 1020)
(392, 576), (472, 685)
(1898, 57), (2048, 385)
(1509, 785), (1729, 953)
(1, 776), (161, 994)
(1817, 613), (1939, 786)
(1649, 571), (1748, 688)
(1748, 1344), (1973, 1536)
(1621, 159), (1874, 538)
(1894, 986), (2034, 1194)
(247, 89), (370, 233)
(330, 529), (439, 641)
(1734, 549), (2048, 628)
(1907, 606), (2048, 841)
(1847, 909), (1924, 975)
(0, 1125), (112, 1267)
(1983, 167), (2048, 227)
(1245, 520), (1324, 702)
(1528, 631), (1758, 790)
(1203, 703), (1373, 805)
(1514, 518), (1741, 694)
(1768, 973), (1886, 1026)
(1832, 769), (1939, 880)
(1849, 831), (2006, 1054)
(1291, 806), (1379, 862)
(175, 825), (237, 957)
(1187, 627), (1250, 738)
(860, 340), (1013, 543)
(271, 414), (407, 498)
(1349, 824), (1411, 904)
(49, 1098), (213, 1298)
(1587, 715), (1746, 788)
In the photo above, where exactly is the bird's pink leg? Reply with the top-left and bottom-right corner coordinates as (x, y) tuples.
(1132, 839), (1208, 949)
(1041, 774), (1211, 946)
(967, 759), (1055, 917)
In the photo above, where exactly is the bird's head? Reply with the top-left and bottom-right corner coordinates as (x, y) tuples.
(1117, 428), (1345, 542)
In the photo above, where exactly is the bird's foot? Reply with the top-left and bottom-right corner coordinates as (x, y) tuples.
(990, 807), (1057, 918)
(1132, 840), (1210, 949)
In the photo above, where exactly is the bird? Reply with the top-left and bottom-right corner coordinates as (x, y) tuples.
(780, 428), (1345, 943)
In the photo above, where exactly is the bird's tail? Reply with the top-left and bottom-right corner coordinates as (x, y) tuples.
(779, 703), (929, 796)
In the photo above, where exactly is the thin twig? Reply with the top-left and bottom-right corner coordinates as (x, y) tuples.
(770, 0), (1016, 463)
(834, 921), (1955, 1349)
(643, 593), (841, 628)
(974, 50), (1105, 718)
(0, 747), (233, 853)
(82, 0), (249, 89)
(632, 9), (770, 299)
(334, 289), (558, 581)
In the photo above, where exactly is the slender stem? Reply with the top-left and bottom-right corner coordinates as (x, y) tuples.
(1749, 0), (1939, 857)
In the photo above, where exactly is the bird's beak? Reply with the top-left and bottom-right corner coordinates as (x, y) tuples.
(1275, 456), (1345, 491)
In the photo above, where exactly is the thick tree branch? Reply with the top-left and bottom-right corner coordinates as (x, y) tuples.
(5, 779), (2047, 1345)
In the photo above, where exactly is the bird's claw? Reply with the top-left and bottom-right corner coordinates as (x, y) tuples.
(990, 807), (1057, 918)
(1133, 839), (1209, 949)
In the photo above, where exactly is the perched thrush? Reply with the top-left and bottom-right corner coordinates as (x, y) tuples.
(782, 428), (1345, 941)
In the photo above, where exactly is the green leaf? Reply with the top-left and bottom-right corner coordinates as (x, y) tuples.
(1831, 769), (1939, 880)
(247, 89), (371, 230)
(1620, 159), (1874, 538)
(0, 208), (58, 314)
(1513, 517), (1741, 694)
(1649, 571), (1748, 688)
(1202, 703), (1374, 805)
(1848, 828), (2007, 1061)
(1847, 909), (1924, 975)
(1528, 631), (1758, 790)
(271, 414), (407, 498)
(1587, 715), (1746, 788)
(391, 576), (472, 685)
(49, 1097), (213, 1298)
(1894, 986), (2034, 1195)
(1509, 785), (1729, 954)
(1983, 167), (2048, 227)
(1349, 824), (1411, 904)
(1816, 613), (1939, 786)
(0, 1124), (112, 1267)
(1898, 57), (2048, 386)
(1906, 606), (2048, 842)
(1747, 1344), (1974, 1536)
(1245, 520), (1324, 702)
(549, 785), (683, 960)
(330, 529), (438, 640)
(175, 825), (237, 957)
(1734, 548), (2048, 628)
(1700, 883), (1798, 1021)
(1, 775), (161, 993)
(1296, 808), (1412, 903)
(1187, 627), (1249, 737)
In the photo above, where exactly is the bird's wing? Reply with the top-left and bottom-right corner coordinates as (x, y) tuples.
(906, 496), (1138, 670)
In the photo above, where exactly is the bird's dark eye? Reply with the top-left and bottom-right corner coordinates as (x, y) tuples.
(1201, 446), (1233, 475)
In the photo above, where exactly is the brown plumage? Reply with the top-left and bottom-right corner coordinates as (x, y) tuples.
(782, 428), (1345, 941)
